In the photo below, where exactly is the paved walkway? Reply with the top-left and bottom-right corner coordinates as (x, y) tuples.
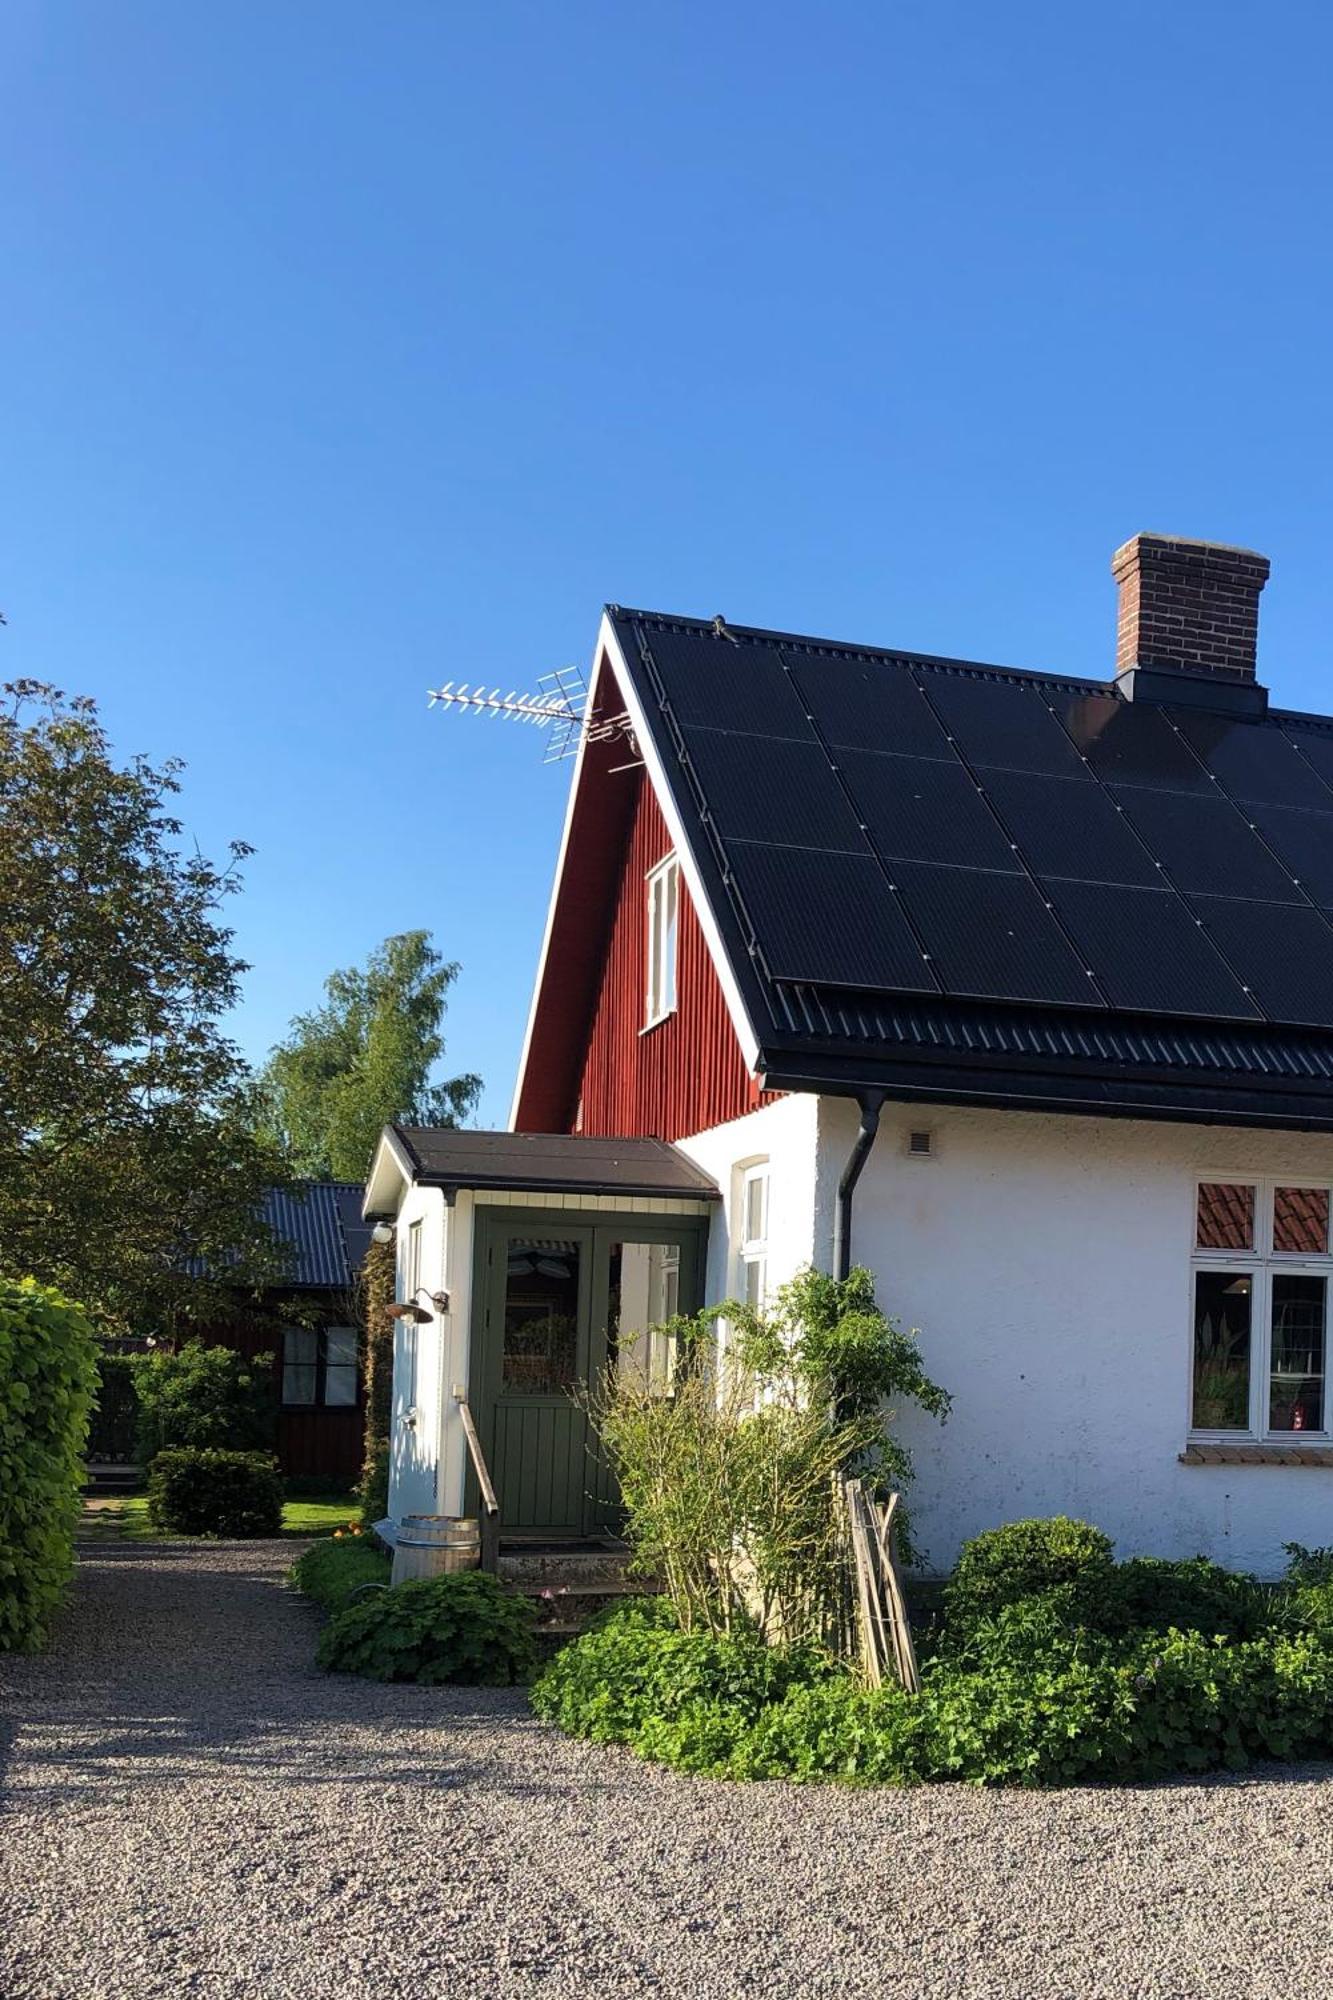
(4, 1542), (1333, 1998)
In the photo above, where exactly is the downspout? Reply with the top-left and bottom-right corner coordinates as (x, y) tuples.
(834, 1090), (885, 1280)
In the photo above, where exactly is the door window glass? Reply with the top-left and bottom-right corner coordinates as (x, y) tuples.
(609, 1239), (684, 1395)
(502, 1239), (580, 1394)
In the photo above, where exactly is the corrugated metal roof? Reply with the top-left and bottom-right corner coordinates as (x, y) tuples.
(261, 1182), (371, 1289)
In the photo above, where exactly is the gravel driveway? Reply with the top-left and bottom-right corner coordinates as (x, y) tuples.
(4, 1542), (1333, 1999)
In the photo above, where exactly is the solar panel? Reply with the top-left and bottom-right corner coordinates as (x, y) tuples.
(1170, 711), (1333, 811)
(1283, 727), (1333, 791)
(920, 672), (1089, 777)
(1188, 898), (1333, 1027)
(836, 749), (1021, 872)
(633, 625), (814, 740)
(1055, 692), (1212, 792)
(1242, 804), (1333, 905)
(1110, 785), (1306, 902)
(681, 726), (866, 852)
(724, 840), (938, 992)
(781, 649), (954, 759)
(887, 860), (1099, 1006)
(979, 768), (1159, 888)
(1044, 880), (1260, 1019)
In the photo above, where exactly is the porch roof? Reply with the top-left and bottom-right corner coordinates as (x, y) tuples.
(386, 1127), (721, 1203)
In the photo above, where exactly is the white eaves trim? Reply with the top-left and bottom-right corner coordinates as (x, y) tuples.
(363, 1125), (420, 1218)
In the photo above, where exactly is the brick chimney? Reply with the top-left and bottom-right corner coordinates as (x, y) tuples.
(1112, 534), (1270, 686)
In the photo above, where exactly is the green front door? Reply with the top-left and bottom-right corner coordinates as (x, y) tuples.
(472, 1210), (705, 1537)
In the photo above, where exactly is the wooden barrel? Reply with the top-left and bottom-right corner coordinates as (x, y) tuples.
(391, 1515), (481, 1586)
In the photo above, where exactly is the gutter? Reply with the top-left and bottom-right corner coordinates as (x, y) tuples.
(834, 1090), (885, 1281)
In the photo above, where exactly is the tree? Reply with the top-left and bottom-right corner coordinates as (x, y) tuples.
(257, 931), (481, 1181)
(0, 681), (290, 1332)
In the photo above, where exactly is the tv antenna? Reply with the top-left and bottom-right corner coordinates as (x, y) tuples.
(428, 665), (640, 767)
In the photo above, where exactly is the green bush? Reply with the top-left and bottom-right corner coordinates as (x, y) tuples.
(356, 1440), (390, 1525)
(943, 1517), (1114, 1634)
(290, 1531), (390, 1612)
(317, 1571), (537, 1684)
(0, 1278), (98, 1652)
(1096, 1555), (1267, 1642)
(133, 1341), (276, 1463)
(146, 1448), (283, 1537)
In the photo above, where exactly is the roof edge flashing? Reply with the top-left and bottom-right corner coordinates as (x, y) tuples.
(1114, 660), (1270, 719)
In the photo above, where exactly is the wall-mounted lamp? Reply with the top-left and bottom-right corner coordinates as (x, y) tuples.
(387, 1287), (450, 1323)
(369, 1218), (394, 1246)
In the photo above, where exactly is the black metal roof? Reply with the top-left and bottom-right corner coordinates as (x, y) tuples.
(261, 1183), (373, 1289)
(391, 1127), (719, 1200)
(609, 606), (1333, 1128)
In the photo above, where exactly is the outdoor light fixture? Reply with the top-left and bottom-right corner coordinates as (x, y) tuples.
(387, 1287), (450, 1323)
(369, 1218), (394, 1245)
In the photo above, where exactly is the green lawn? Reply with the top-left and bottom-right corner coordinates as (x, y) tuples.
(103, 1493), (356, 1540)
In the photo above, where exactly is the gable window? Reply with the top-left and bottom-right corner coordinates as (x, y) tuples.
(282, 1326), (359, 1408)
(1191, 1179), (1330, 1438)
(739, 1163), (769, 1310)
(645, 855), (679, 1028)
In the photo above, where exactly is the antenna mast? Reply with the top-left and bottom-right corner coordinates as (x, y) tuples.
(428, 665), (639, 766)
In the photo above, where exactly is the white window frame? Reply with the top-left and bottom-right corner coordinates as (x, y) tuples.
(644, 854), (679, 1029)
(738, 1162), (769, 1312)
(1189, 1175), (1333, 1444)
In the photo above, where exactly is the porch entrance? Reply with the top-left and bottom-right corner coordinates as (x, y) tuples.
(470, 1209), (707, 1537)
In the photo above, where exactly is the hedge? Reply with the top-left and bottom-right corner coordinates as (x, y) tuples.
(0, 1278), (98, 1651)
(146, 1448), (283, 1538)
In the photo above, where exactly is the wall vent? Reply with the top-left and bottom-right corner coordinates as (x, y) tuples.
(906, 1129), (934, 1159)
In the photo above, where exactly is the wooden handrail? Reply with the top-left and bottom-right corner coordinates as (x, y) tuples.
(456, 1395), (500, 1574)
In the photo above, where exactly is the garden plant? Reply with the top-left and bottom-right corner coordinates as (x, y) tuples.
(533, 1520), (1333, 1786)
(0, 1277), (98, 1651)
(146, 1447), (284, 1538)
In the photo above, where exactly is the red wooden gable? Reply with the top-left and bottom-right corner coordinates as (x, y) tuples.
(512, 653), (775, 1141)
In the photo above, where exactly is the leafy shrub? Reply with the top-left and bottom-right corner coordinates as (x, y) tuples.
(317, 1571), (537, 1684)
(146, 1448), (283, 1537)
(592, 1266), (948, 1653)
(133, 1341), (276, 1463)
(290, 1530), (390, 1613)
(356, 1440), (390, 1525)
(943, 1517), (1114, 1634)
(1285, 1542), (1333, 1587)
(0, 1279), (98, 1652)
(87, 1352), (139, 1462)
(534, 1591), (1333, 1787)
(1095, 1556), (1267, 1642)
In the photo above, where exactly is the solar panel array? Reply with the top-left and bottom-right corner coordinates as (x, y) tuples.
(629, 619), (1333, 1030)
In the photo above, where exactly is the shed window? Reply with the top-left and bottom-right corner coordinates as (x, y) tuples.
(645, 855), (679, 1028)
(282, 1326), (360, 1409)
(1191, 1179), (1331, 1440)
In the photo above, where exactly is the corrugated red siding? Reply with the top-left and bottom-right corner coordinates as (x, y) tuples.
(575, 779), (777, 1141)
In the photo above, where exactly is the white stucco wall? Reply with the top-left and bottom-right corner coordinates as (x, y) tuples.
(385, 1180), (449, 1523)
(676, 1093), (825, 1307)
(817, 1096), (1333, 1577)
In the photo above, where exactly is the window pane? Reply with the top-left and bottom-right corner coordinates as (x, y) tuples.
(283, 1364), (317, 1407)
(323, 1364), (358, 1408)
(1270, 1275), (1326, 1432)
(1192, 1270), (1252, 1429)
(502, 1238), (579, 1394)
(283, 1326), (317, 1365)
(608, 1240), (682, 1396)
(663, 863), (678, 1011)
(1196, 1183), (1255, 1251)
(743, 1255), (766, 1310)
(324, 1327), (358, 1368)
(1274, 1187), (1330, 1255)
(744, 1172), (767, 1248)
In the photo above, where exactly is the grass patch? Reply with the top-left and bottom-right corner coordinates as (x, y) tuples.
(106, 1492), (356, 1540)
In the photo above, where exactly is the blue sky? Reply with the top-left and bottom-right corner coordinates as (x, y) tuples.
(4, 3), (1332, 1125)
